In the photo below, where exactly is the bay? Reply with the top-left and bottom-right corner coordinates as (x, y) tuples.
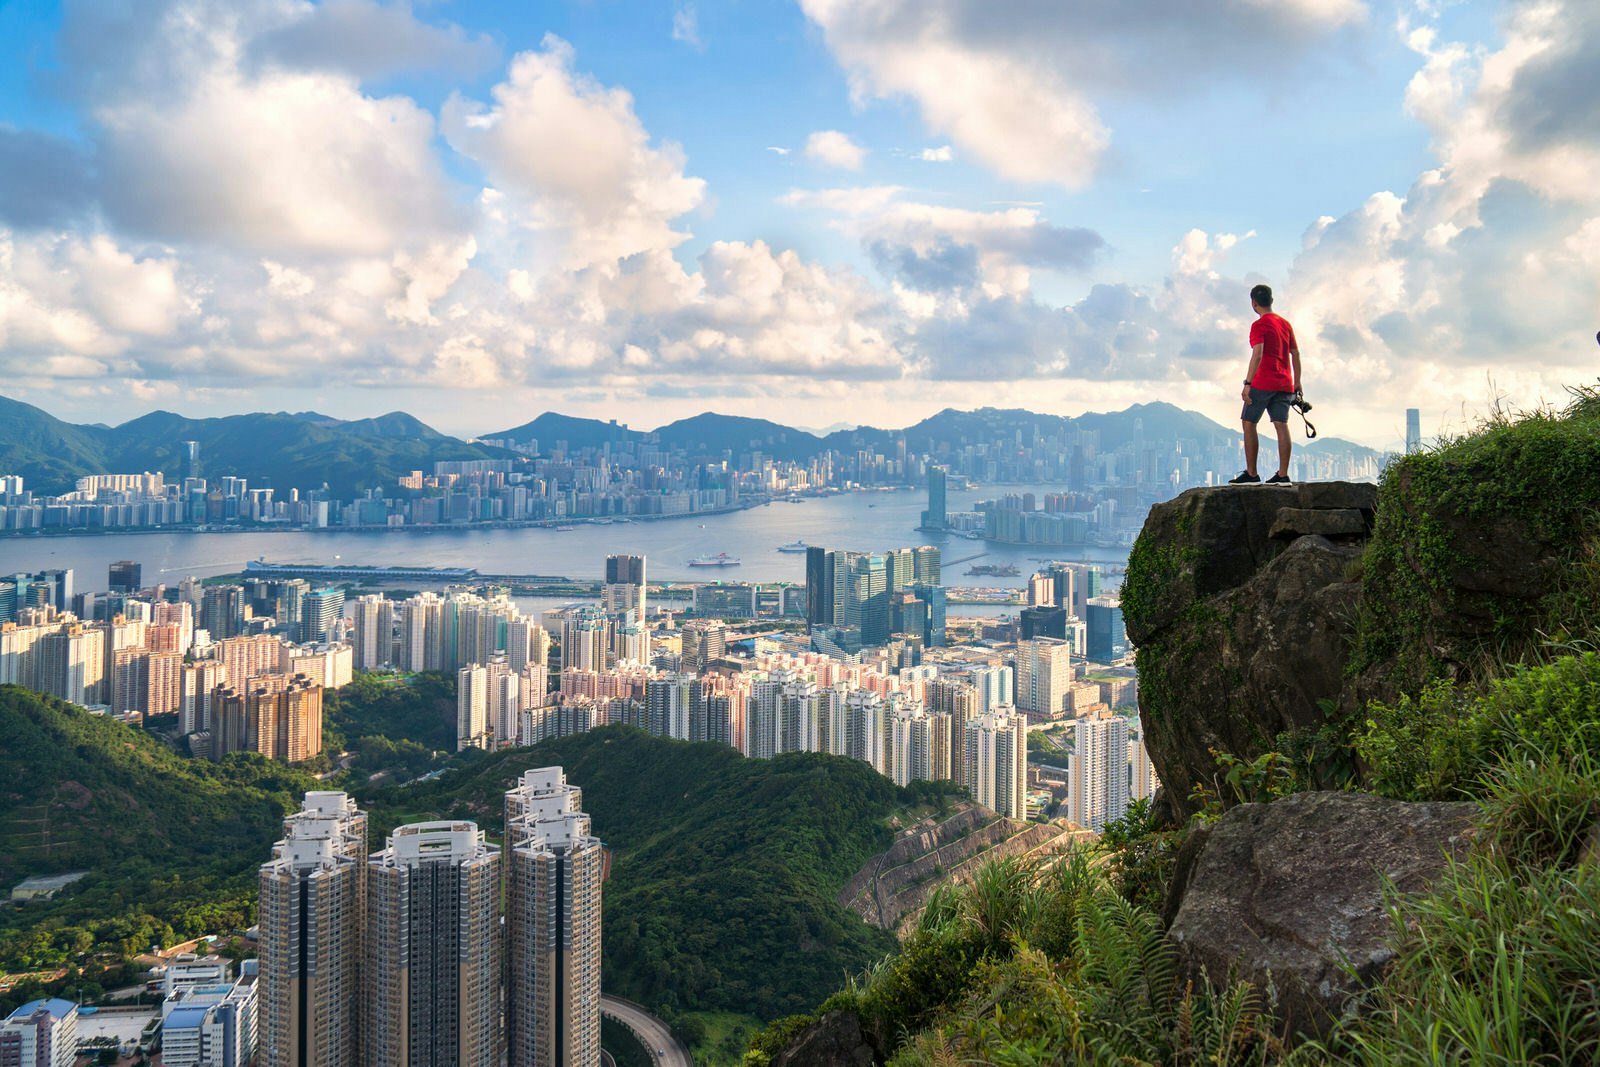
(0, 486), (1129, 593)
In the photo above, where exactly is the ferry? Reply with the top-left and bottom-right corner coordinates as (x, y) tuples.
(688, 552), (742, 568)
(777, 541), (809, 553)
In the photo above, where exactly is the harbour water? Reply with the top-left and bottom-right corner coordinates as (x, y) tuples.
(0, 486), (1130, 591)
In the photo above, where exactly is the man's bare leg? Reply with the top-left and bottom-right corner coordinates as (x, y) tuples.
(1273, 420), (1292, 478)
(1241, 421), (1260, 476)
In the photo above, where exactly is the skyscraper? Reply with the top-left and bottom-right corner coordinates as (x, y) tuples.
(603, 554), (647, 622)
(920, 465), (948, 530)
(108, 560), (142, 594)
(351, 595), (394, 672)
(504, 769), (604, 1067)
(201, 585), (245, 641)
(1015, 639), (1073, 720)
(1405, 408), (1422, 455)
(258, 792), (367, 1067)
(804, 546), (834, 627)
(366, 822), (501, 1067)
(300, 588), (344, 646)
(965, 709), (1027, 819)
(1068, 710), (1132, 831)
(1085, 597), (1127, 663)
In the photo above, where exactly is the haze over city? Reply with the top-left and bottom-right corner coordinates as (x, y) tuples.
(2, 0), (1595, 449)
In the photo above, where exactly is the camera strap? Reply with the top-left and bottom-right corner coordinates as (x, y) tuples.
(1298, 407), (1318, 440)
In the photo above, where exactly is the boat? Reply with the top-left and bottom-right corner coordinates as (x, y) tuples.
(689, 552), (742, 567)
(777, 541), (809, 553)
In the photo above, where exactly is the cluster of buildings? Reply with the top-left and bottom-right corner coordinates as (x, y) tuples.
(803, 544), (945, 651)
(0, 561), (353, 765)
(0, 998), (76, 1067)
(258, 777), (602, 1066)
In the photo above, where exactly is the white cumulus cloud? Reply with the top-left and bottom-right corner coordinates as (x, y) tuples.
(804, 130), (867, 171)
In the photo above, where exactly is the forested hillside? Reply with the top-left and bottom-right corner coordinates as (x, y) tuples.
(0, 686), (317, 968)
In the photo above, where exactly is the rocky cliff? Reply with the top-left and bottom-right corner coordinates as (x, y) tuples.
(839, 804), (1092, 937)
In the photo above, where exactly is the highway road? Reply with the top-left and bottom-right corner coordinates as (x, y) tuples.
(601, 995), (692, 1067)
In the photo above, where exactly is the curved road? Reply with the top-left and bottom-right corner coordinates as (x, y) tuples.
(601, 995), (692, 1067)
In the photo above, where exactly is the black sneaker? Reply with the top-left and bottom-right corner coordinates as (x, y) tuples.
(1265, 473), (1292, 485)
(1228, 471), (1260, 484)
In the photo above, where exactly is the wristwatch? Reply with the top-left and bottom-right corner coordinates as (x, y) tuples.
(1242, 379), (1251, 386)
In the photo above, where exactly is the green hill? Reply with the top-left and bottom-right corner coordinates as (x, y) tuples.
(360, 727), (942, 1027)
(0, 685), (318, 967)
(0, 396), (519, 496)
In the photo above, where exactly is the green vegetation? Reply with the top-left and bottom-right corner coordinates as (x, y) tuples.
(746, 852), (1287, 1066)
(357, 727), (955, 1054)
(601, 1017), (653, 1067)
(323, 670), (457, 778)
(0, 685), (316, 974)
(1353, 385), (1600, 692)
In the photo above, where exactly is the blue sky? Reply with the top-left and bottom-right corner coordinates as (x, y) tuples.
(0, 0), (1594, 449)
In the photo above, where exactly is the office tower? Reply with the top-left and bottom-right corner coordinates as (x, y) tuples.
(679, 619), (727, 671)
(838, 552), (889, 646)
(921, 465), (947, 530)
(108, 560), (142, 594)
(1015, 639), (1073, 720)
(912, 545), (941, 586)
(603, 554), (647, 621)
(1, 998), (77, 1067)
(180, 575), (204, 614)
(914, 584), (947, 647)
(559, 607), (610, 673)
(504, 768), (604, 1067)
(1068, 710), (1132, 831)
(201, 585), (246, 641)
(258, 792), (367, 1067)
(183, 439), (202, 480)
(1405, 408), (1421, 455)
(300, 588), (344, 645)
(367, 822), (501, 1067)
(1019, 605), (1068, 641)
(804, 547), (834, 626)
(351, 595), (394, 671)
(1027, 573), (1054, 607)
(965, 709), (1027, 819)
(1085, 597), (1128, 663)
(36, 570), (72, 612)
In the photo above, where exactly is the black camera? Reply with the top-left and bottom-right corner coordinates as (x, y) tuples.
(1290, 392), (1312, 414)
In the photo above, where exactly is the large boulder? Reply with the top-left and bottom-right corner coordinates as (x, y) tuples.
(770, 1011), (879, 1067)
(1124, 482), (1374, 818)
(1167, 791), (1476, 1038)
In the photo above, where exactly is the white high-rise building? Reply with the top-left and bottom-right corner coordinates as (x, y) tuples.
(965, 708), (1027, 819)
(351, 595), (393, 671)
(458, 665), (490, 750)
(967, 664), (1013, 713)
(504, 768), (604, 1067)
(258, 792), (366, 1067)
(1068, 710), (1133, 831)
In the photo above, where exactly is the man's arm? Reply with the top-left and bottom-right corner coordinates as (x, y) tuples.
(1242, 343), (1264, 401)
(1290, 343), (1302, 394)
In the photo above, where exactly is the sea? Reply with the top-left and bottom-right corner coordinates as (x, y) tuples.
(0, 485), (1130, 615)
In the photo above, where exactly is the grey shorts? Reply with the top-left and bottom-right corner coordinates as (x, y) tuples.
(1242, 388), (1292, 424)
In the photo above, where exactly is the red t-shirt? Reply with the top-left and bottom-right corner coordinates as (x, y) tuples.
(1248, 313), (1297, 392)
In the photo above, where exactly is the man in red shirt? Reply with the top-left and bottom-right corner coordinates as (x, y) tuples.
(1229, 283), (1302, 485)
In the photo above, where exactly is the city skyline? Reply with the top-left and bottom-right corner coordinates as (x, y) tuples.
(1, 2), (1593, 446)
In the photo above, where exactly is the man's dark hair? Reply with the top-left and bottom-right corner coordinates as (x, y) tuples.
(1250, 284), (1273, 308)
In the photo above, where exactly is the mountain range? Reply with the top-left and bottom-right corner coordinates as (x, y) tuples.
(1, 393), (1380, 497)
